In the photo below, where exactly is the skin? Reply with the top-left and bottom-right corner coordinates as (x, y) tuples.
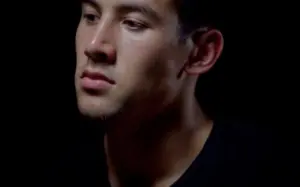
(75, 0), (224, 186)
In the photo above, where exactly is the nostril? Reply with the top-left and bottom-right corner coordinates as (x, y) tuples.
(84, 49), (109, 62)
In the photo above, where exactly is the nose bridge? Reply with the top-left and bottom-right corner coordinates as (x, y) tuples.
(85, 13), (116, 63)
(90, 14), (113, 48)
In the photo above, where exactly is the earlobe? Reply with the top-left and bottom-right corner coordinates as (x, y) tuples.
(184, 29), (224, 75)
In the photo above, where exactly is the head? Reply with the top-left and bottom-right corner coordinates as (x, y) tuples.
(75, 0), (224, 120)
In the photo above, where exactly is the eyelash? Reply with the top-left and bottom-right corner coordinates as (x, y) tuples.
(122, 19), (148, 32)
(83, 13), (99, 25)
(82, 13), (148, 32)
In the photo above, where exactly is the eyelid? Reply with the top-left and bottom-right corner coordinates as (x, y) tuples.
(124, 18), (149, 28)
(124, 17), (143, 23)
(123, 14), (150, 25)
(82, 3), (99, 15)
(124, 12), (147, 20)
(81, 5), (100, 20)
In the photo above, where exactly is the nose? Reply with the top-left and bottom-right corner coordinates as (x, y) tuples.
(84, 20), (116, 64)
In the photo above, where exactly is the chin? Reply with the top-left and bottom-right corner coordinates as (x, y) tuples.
(77, 96), (120, 120)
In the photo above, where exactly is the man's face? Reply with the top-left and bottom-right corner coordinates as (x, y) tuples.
(75, 0), (190, 119)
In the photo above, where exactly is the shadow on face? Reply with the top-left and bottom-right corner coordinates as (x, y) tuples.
(74, 0), (224, 120)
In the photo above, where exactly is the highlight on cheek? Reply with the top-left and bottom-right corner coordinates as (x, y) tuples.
(70, 1), (269, 187)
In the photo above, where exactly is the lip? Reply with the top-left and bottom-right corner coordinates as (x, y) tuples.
(80, 70), (115, 91)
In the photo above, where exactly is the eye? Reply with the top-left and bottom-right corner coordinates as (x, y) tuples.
(83, 13), (99, 25)
(122, 19), (148, 32)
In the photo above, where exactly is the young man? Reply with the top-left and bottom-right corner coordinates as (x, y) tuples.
(72, 0), (274, 186)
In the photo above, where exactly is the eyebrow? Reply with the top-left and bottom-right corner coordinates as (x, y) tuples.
(80, 0), (101, 12)
(80, 0), (161, 22)
(115, 3), (161, 22)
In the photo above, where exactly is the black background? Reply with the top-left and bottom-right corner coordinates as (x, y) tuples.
(5, 1), (297, 186)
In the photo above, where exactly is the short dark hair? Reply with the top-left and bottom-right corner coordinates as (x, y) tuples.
(174, 0), (224, 35)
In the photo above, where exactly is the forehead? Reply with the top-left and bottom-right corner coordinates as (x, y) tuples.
(82, 0), (175, 13)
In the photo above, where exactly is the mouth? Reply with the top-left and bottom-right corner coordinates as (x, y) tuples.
(80, 70), (115, 91)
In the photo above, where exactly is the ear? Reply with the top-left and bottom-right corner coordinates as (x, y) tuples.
(184, 28), (224, 75)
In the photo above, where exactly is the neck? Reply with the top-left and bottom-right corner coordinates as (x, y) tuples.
(104, 95), (213, 186)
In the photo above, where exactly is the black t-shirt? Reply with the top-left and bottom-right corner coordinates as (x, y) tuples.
(43, 120), (276, 187)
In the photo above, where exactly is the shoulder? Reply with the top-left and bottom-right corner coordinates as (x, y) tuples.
(176, 119), (277, 187)
(213, 119), (275, 163)
(210, 119), (276, 186)
(214, 119), (274, 151)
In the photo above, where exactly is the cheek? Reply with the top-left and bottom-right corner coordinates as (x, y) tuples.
(117, 32), (167, 80)
(75, 24), (86, 54)
(75, 26), (91, 74)
(114, 31), (179, 95)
